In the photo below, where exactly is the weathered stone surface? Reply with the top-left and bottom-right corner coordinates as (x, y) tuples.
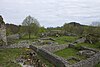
(7, 34), (20, 40)
(74, 37), (86, 44)
(40, 37), (55, 41)
(0, 40), (31, 48)
(66, 56), (80, 64)
(0, 15), (7, 45)
(69, 52), (100, 67)
(30, 44), (100, 67)
(68, 43), (75, 48)
(77, 50), (96, 58)
(80, 46), (99, 52)
(30, 45), (70, 67)
(41, 44), (68, 52)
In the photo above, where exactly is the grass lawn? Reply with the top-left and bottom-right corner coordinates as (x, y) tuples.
(76, 42), (100, 50)
(22, 34), (38, 39)
(54, 48), (86, 64)
(53, 36), (78, 44)
(37, 53), (54, 67)
(0, 48), (54, 67)
(95, 63), (100, 67)
(0, 48), (26, 67)
(13, 34), (39, 44)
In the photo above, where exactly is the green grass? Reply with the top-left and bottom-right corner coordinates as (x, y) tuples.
(76, 42), (100, 50)
(0, 48), (26, 67)
(53, 36), (78, 44)
(37, 53), (54, 67)
(22, 34), (37, 39)
(13, 34), (39, 44)
(95, 63), (100, 67)
(0, 48), (54, 67)
(54, 48), (86, 64)
(68, 59), (78, 64)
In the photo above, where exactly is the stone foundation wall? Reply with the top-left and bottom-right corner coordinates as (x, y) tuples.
(30, 45), (69, 67)
(81, 46), (99, 52)
(0, 40), (31, 48)
(0, 25), (7, 45)
(40, 44), (68, 52)
(30, 44), (100, 67)
(69, 52), (100, 67)
(74, 37), (86, 44)
(29, 37), (100, 67)
(0, 16), (7, 45)
(7, 34), (20, 40)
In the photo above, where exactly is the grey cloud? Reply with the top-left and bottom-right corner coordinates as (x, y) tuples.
(0, 0), (100, 27)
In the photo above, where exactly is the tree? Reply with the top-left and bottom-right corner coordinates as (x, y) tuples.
(0, 15), (5, 24)
(39, 27), (46, 33)
(83, 25), (100, 44)
(63, 22), (84, 35)
(6, 23), (19, 35)
(22, 15), (40, 39)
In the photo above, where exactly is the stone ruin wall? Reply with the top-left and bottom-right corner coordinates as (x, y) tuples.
(0, 40), (31, 49)
(30, 37), (100, 67)
(7, 34), (20, 42)
(69, 52), (100, 67)
(30, 45), (69, 67)
(30, 44), (100, 67)
(0, 16), (7, 45)
(40, 44), (68, 52)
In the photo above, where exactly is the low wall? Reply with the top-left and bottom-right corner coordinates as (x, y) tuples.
(69, 52), (100, 67)
(30, 45), (69, 67)
(74, 37), (86, 44)
(0, 40), (31, 48)
(7, 34), (20, 40)
(30, 37), (100, 67)
(41, 44), (68, 52)
(81, 46), (99, 53)
(30, 44), (100, 67)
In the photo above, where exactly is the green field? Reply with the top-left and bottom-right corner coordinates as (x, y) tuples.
(54, 48), (86, 64)
(76, 42), (100, 50)
(37, 53), (54, 67)
(0, 48), (25, 67)
(95, 63), (100, 67)
(0, 48), (54, 67)
(53, 36), (78, 44)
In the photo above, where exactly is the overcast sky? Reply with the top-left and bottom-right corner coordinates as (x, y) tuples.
(0, 0), (100, 27)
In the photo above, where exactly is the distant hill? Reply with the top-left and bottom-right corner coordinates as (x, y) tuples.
(67, 22), (82, 26)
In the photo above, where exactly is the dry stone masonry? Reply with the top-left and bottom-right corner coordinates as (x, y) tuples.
(30, 37), (100, 67)
(0, 40), (31, 49)
(0, 15), (7, 45)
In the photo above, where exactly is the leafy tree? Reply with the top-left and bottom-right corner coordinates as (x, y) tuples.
(63, 22), (84, 35)
(6, 23), (19, 35)
(39, 26), (46, 33)
(0, 15), (5, 24)
(22, 15), (40, 39)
